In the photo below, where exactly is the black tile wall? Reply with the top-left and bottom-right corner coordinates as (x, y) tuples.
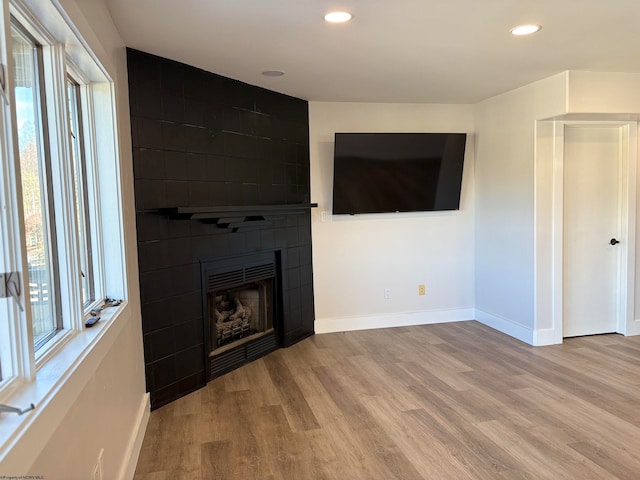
(127, 49), (315, 410)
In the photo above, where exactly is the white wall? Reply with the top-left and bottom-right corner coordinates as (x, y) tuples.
(28, 320), (146, 479)
(309, 102), (475, 332)
(474, 72), (568, 343)
(477, 70), (640, 345)
(534, 72), (640, 342)
(310, 74), (640, 346)
(4, 0), (148, 477)
(568, 71), (640, 113)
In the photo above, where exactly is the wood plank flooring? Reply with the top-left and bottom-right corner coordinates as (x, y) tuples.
(133, 321), (640, 479)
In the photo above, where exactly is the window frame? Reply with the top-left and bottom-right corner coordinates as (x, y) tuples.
(10, 17), (64, 351)
(66, 72), (95, 308)
(0, 46), (25, 388)
(0, 0), (121, 395)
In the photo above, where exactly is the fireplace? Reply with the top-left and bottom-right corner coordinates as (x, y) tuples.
(202, 251), (281, 379)
(130, 48), (316, 409)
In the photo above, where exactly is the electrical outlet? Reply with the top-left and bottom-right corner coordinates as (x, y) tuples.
(320, 210), (331, 222)
(384, 288), (391, 299)
(418, 284), (426, 296)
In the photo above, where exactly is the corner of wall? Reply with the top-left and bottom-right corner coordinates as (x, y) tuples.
(474, 309), (534, 345)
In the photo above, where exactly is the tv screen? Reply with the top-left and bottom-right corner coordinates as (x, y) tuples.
(332, 132), (467, 215)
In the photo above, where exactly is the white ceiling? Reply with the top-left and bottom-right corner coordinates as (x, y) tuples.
(105, 0), (640, 104)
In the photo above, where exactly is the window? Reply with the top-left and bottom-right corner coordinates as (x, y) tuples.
(66, 76), (94, 307)
(0, 0), (124, 398)
(11, 21), (62, 349)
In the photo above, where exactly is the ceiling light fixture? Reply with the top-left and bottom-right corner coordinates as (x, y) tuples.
(262, 70), (285, 77)
(510, 24), (542, 36)
(324, 11), (353, 23)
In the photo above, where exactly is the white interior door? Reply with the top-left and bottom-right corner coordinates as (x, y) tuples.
(563, 125), (623, 337)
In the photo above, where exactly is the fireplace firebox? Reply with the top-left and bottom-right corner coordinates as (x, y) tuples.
(209, 279), (273, 352)
(201, 252), (281, 379)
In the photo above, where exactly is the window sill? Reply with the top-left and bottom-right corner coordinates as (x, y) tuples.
(0, 300), (130, 465)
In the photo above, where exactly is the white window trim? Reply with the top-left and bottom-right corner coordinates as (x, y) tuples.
(0, 0), (32, 385)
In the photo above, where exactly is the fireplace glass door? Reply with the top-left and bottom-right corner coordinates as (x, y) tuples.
(208, 279), (274, 355)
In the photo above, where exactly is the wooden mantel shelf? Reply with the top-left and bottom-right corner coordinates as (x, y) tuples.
(159, 203), (318, 222)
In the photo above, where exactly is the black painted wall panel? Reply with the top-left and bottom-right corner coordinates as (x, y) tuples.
(127, 49), (314, 410)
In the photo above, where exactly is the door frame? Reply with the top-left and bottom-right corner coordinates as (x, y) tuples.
(552, 121), (637, 339)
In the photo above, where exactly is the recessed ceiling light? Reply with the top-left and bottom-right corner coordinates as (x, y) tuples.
(510, 24), (542, 36)
(262, 70), (285, 77)
(324, 11), (353, 23)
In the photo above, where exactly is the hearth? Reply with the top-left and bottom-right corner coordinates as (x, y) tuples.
(201, 251), (281, 379)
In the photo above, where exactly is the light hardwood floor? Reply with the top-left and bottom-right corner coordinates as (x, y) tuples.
(134, 321), (640, 479)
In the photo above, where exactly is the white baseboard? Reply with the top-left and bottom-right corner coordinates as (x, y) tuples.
(626, 319), (640, 336)
(474, 309), (535, 345)
(119, 393), (150, 480)
(533, 327), (563, 346)
(315, 308), (587, 347)
(314, 308), (475, 334)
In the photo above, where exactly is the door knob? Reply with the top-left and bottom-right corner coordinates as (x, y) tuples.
(610, 238), (620, 245)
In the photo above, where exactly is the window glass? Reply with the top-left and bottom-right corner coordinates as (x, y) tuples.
(11, 23), (60, 347)
(67, 77), (93, 306)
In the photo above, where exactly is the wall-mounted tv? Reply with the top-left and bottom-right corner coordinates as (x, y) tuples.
(332, 132), (467, 215)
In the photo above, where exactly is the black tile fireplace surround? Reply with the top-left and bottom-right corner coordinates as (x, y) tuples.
(128, 49), (315, 409)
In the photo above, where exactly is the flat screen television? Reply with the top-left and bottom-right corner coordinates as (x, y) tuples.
(332, 132), (467, 215)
